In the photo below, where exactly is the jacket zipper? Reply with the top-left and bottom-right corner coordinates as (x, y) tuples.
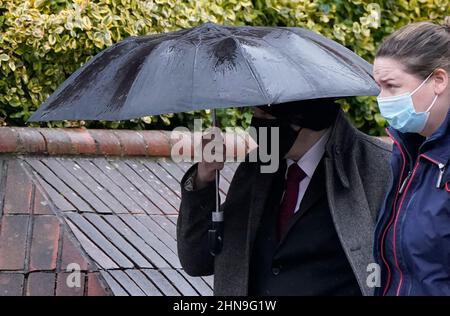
(399, 171), (412, 194)
(392, 157), (421, 296)
(437, 163), (445, 188)
(379, 129), (408, 296)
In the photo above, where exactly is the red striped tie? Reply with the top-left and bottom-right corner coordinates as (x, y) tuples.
(277, 163), (306, 241)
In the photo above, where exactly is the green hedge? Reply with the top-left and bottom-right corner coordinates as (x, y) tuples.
(0, 0), (448, 135)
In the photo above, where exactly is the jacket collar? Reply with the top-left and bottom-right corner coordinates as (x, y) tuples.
(324, 110), (361, 189)
(388, 108), (450, 166)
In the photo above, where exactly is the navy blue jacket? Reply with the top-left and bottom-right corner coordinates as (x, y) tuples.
(374, 109), (450, 296)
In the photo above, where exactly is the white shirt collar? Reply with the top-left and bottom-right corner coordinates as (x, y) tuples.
(286, 128), (331, 179)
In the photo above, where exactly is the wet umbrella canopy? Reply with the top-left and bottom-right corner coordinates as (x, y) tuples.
(27, 23), (379, 122)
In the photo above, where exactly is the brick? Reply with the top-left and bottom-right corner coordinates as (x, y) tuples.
(84, 213), (153, 268)
(142, 269), (180, 296)
(66, 213), (133, 268)
(113, 214), (180, 268)
(0, 127), (262, 158)
(42, 158), (110, 213)
(148, 161), (193, 200)
(87, 272), (110, 296)
(179, 269), (213, 296)
(64, 128), (97, 155)
(111, 160), (173, 214)
(0, 215), (30, 270)
(75, 158), (144, 214)
(33, 185), (53, 215)
(87, 129), (122, 156)
(38, 128), (74, 155)
(0, 127), (18, 153)
(202, 275), (214, 289)
(26, 272), (55, 296)
(99, 271), (128, 296)
(56, 272), (85, 296)
(29, 216), (60, 271)
(0, 273), (24, 296)
(160, 269), (198, 296)
(102, 215), (168, 269)
(66, 219), (118, 270)
(27, 158), (92, 212)
(150, 215), (177, 240)
(127, 160), (179, 213)
(60, 232), (91, 272)
(91, 158), (159, 214)
(139, 131), (171, 156)
(157, 158), (186, 181)
(132, 215), (177, 254)
(114, 130), (147, 156)
(176, 161), (192, 172)
(57, 158), (128, 214)
(34, 175), (76, 212)
(3, 160), (33, 214)
(167, 130), (194, 158)
(108, 270), (145, 296)
(125, 270), (162, 296)
(167, 215), (178, 225)
(15, 127), (47, 154)
(0, 159), (5, 217)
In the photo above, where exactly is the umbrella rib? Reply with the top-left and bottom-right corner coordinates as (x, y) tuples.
(190, 32), (202, 112)
(283, 28), (368, 80)
(283, 28), (378, 94)
(252, 35), (318, 93)
(37, 36), (139, 116)
(223, 31), (271, 105)
(119, 37), (186, 118)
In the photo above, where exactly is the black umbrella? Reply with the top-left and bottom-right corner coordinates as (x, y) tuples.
(27, 23), (380, 256)
(27, 23), (378, 122)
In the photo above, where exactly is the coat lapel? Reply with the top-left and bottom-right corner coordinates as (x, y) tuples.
(245, 161), (286, 258)
(323, 112), (376, 296)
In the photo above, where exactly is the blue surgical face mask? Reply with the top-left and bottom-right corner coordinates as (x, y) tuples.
(377, 72), (439, 133)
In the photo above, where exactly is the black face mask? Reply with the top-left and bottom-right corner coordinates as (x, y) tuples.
(258, 98), (340, 131)
(248, 116), (300, 162)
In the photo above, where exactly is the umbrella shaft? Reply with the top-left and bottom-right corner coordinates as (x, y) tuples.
(211, 108), (220, 214)
(215, 170), (220, 212)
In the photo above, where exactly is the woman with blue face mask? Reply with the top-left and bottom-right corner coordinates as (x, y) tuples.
(373, 17), (450, 296)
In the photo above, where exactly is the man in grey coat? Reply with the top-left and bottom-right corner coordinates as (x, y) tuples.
(177, 100), (392, 296)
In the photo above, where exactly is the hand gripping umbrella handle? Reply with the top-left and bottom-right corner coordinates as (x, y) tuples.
(208, 108), (224, 256)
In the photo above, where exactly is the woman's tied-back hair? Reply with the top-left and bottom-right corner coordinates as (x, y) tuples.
(375, 17), (450, 79)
